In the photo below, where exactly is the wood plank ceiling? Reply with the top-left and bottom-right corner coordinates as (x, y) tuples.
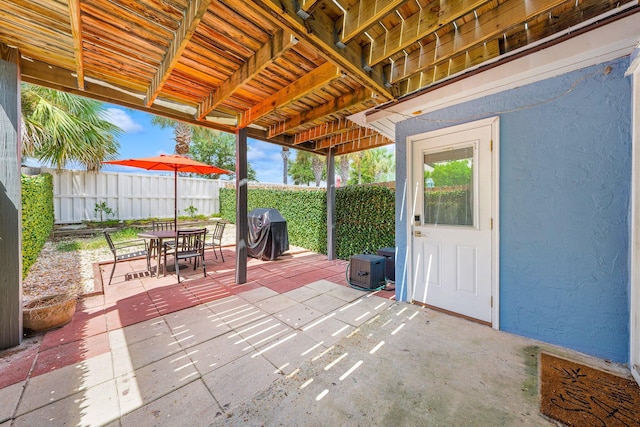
(1, 0), (637, 155)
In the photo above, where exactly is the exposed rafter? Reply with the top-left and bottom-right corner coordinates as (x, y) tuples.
(240, 61), (341, 128)
(248, 0), (393, 100)
(293, 119), (357, 144)
(268, 86), (376, 137)
(367, 0), (489, 66)
(146, 0), (212, 106)
(68, 0), (84, 89)
(387, 0), (569, 87)
(297, 0), (321, 18)
(196, 29), (297, 120)
(394, 39), (500, 95)
(341, 0), (408, 44)
(332, 133), (393, 155)
(19, 56), (293, 146)
(314, 127), (379, 150)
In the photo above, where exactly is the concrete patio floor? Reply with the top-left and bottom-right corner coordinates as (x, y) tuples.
(0, 245), (628, 426)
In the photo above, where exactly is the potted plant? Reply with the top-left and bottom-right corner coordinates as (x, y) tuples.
(23, 293), (77, 333)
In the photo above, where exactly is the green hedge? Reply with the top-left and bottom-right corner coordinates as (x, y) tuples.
(220, 188), (327, 253)
(21, 173), (54, 277)
(335, 185), (395, 259)
(424, 189), (473, 226)
(220, 185), (395, 260)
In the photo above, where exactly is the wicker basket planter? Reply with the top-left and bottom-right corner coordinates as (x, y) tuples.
(23, 294), (77, 333)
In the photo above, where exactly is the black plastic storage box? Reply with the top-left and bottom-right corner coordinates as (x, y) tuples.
(376, 247), (396, 281)
(349, 254), (385, 289)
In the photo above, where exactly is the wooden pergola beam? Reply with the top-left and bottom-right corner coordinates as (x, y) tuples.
(196, 29), (297, 120)
(314, 127), (379, 150)
(249, 0), (392, 101)
(341, 0), (408, 44)
(240, 61), (341, 127)
(388, 0), (567, 86)
(332, 133), (393, 155)
(146, 0), (212, 107)
(297, 0), (321, 17)
(20, 57), (294, 146)
(367, 0), (489, 66)
(267, 86), (375, 137)
(68, 0), (84, 89)
(293, 118), (357, 144)
(393, 39), (500, 95)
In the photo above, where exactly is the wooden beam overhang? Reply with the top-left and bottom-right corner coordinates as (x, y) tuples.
(340, 0), (408, 44)
(20, 57), (293, 146)
(293, 118), (357, 144)
(146, 0), (212, 107)
(314, 127), (379, 150)
(331, 132), (392, 155)
(387, 0), (617, 96)
(248, 0), (393, 101)
(366, 0), (490, 67)
(239, 61), (342, 128)
(393, 39), (500, 96)
(267, 86), (376, 137)
(196, 29), (297, 120)
(68, 0), (84, 90)
(297, 0), (322, 18)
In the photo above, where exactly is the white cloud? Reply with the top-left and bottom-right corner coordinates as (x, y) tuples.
(104, 108), (144, 133)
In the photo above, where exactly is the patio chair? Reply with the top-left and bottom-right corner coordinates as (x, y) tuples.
(205, 220), (227, 262)
(149, 220), (175, 258)
(163, 228), (207, 283)
(103, 231), (151, 286)
(152, 220), (174, 231)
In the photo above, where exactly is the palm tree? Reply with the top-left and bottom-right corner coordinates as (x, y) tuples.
(151, 116), (192, 155)
(21, 84), (121, 171)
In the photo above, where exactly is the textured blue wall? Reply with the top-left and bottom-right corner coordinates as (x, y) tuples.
(395, 57), (631, 362)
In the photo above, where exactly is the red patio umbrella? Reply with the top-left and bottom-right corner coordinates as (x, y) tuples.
(103, 154), (231, 230)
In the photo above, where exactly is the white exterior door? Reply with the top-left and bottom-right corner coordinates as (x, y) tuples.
(409, 118), (498, 324)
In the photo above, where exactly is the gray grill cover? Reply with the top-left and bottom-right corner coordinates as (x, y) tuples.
(247, 208), (289, 261)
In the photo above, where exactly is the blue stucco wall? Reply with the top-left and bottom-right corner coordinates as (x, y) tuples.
(395, 57), (631, 363)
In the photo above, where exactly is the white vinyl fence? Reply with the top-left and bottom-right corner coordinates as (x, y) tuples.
(43, 168), (222, 224)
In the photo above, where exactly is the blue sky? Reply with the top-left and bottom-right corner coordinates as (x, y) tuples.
(100, 105), (290, 184)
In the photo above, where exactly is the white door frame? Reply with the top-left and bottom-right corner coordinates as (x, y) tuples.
(406, 116), (501, 329)
(627, 52), (640, 385)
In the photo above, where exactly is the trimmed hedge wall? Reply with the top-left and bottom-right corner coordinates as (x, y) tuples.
(335, 185), (395, 259)
(220, 188), (327, 253)
(219, 185), (395, 260)
(21, 173), (55, 277)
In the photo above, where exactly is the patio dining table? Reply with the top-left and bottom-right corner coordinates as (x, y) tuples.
(138, 230), (178, 278)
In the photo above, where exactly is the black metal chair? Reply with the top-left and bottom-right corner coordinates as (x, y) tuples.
(163, 228), (207, 282)
(149, 220), (175, 258)
(205, 220), (227, 262)
(103, 231), (150, 286)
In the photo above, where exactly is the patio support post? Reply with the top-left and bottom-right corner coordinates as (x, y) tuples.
(235, 127), (248, 284)
(0, 44), (23, 349)
(326, 148), (336, 260)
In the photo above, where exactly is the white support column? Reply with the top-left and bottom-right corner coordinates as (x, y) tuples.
(626, 46), (640, 385)
(0, 44), (23, 349)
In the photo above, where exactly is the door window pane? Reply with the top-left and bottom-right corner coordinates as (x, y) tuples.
(423, 145), (474, 226)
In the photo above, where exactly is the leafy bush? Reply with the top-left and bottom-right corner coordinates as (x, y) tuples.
(220, 185), (395, 259)
(424, 189), (472, 226)
(335, 185), (395, 259)
(220, 188), (326, 253)
(22, 173), (54, 277)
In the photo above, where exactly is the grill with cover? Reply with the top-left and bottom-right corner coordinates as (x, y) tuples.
(247, 208), (289, 261)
